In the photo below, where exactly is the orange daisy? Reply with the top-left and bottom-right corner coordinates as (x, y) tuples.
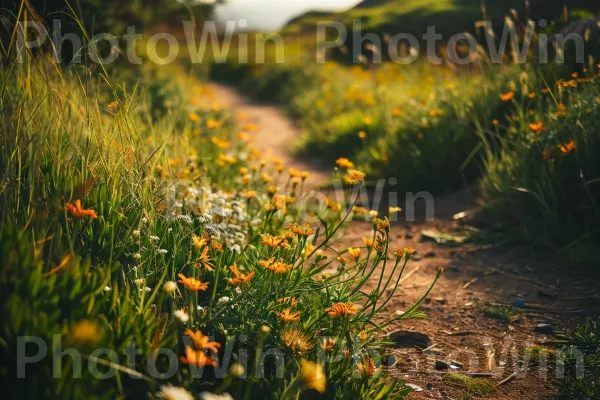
(179, 345), (218, 367)
(228, 264), (255, 285)
(177, 274), (209, 291)
(276, 308), (300, 323)
(325, 302), (359, 317)
(65, 199), (98, 219)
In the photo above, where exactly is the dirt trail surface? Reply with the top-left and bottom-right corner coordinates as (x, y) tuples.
(208, 83), (600, 399)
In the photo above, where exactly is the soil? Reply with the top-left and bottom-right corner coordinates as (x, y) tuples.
(207, 83), (600, 400)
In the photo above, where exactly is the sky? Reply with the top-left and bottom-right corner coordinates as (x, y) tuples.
(214, 0), (362, 31)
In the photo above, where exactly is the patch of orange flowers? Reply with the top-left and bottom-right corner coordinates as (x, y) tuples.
(65, 199), (98, 219)
(276, 308), (301, 322)
(500, 91), (515, 101)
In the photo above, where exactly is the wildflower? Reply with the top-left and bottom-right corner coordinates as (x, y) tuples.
(195, 247), (215, 271)
(392, 108), (402, 116)
(344, 169), (366, 184)
(180, 345), (218, 367)
(492, 119), (499, 125)
(289, 223), (314, 236)
(158, 249), (168, 255)
(276, 308), (300, 323)
(206, 119), (222, 129)
(133, 229), (141, 237)
(337, 256), (350, 265)
(188, 112), (200, 123)
(357, 330), (369, 342)
(277, 297), (300, 306)
(335, 157), (355, 169)
(164, 281), (177, 293)
(528, 122), (544, 134)
(192, 234), (207, 251)
(358, 131), (366, 139)
(300, 359), (326, 393)
(281, 328), (313, 354)
(363, 237), (385, 253)
(67, 319), (103, 346)
(325, 196), (342, 211)
(228, 264), (255, 285)
(559, 140), (576, 156)
(320, 338), (336, 352)
(184, 329), (221, 354)
(217, 296), (231, 305)
(178, 274), (209, 291)
(347, 247), (361, 260)
(157, 384), (194, 400)
(260, 233), (287, 248)
(357, 357), (376, 378)
(352, 206), (368, 214)
(325, 302), (359, 317)
(107, 101), (118, 110)
(134, 278), (145, 285)
(265, 185), (280, 194)
(242, 190), (257, 199)
(389, 206), (402, 214)
(500, 91), (515, 101)
(65, 199), (98, 219)
(373, 217), (390, 232)
(395, 247), (415, 259)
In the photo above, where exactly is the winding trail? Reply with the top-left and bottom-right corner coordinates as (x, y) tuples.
(207, 82), (598, 400)
(208, 83), (331, 190)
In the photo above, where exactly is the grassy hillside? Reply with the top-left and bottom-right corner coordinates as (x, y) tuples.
(284, 0), (599, 37)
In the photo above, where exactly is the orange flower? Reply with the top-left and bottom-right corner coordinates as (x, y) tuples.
(177, 274), (209, 291)
(276, 308), (300, 323)
(559, 140), (576, 156)
(344, 169), (366, 184)
(500, 91), (515, 101)
(277, 297), (300, 306)
(289, 223), (314, 236)
(357, 357), (376, 377)
(528, 122), (544, 134)
(206, 119), (222, 129)
(258, 258), (293, 274)
(179, 345), (218, 367)
(65, 200), (98, 219)
(184, 330), (221, 354)
(335, 157), (355, 169)
(228, 264), (255, 285)
(194, 246), (215, 271)
(358, 131), (366, 139)
(320, 338), (336, 352)
(325, 302), (359, 317)
(260, 233), (288, 248)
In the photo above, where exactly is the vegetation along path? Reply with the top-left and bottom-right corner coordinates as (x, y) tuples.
(208, 82), (600, 399)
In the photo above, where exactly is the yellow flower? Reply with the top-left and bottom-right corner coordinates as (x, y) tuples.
(194, 246), (215, 271)
(325, 197), (342, 211)
(373, 217), (390, 232)
(356, 357), (376, 377)
(347, 247), (361, 260)
(289, 223), (314, 236)
(343, 169), (366, 184)
(389, 206), (402, 214)
(192, 234), (207, 251)
(277, 297), (300, 306)
(188, 112), (200, 122)
(67, 319), (103, 346)
(260, 233), (289, 248)
(325, 302), (359, 317)
(276, 308), (300, 323)
(300, 359), (326, 393)
(320, 338), (336, 352)
(281, 328), (313, 354)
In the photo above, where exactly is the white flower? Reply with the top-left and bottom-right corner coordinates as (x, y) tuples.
(134, 278), (145, 285)
(158, 249), (168, 255)
(158, 384), (194, 400)
(197, 305), (204, 312)
(200, 392), (233, 400)
(133, 253), (142, 260)
(142, 217), (148, 224)
(217, 296), (231, 305)
(150, 235), (160, 241)
(164, 281), (177, 293)
(133, 230), (141, 237)
(173, 201), (183, 208)
(229, 244), (241, 253)
(104, 286), (111, 292)
(174, 310), (189, 323)
(145, 287), (152, 292)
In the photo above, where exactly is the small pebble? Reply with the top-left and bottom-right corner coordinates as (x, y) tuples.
(512, 298), (526, 308)
(534, 323), (553, 334)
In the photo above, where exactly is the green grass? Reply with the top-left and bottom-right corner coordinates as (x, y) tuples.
(443, 373), (496, 396)
(482, 306), (518, 322)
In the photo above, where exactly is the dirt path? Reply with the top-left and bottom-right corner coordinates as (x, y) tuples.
(208, 83), (600, 399)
